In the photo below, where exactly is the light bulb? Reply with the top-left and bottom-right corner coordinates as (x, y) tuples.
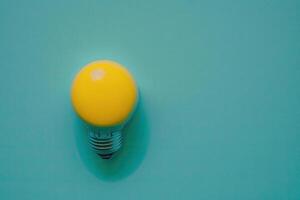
(71, 60), (138, 159)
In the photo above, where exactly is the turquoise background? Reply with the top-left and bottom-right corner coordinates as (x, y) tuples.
(0, 0), (299, 199)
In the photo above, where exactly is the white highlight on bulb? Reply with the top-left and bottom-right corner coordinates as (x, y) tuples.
(91, 69), (105, 81)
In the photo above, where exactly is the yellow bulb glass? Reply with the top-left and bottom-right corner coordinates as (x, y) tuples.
(71, 60), (138, 127)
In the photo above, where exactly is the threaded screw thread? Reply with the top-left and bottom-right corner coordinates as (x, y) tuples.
(88, 128), (122, 159)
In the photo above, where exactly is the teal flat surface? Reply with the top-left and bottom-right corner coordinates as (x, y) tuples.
(0, 0), (299, 199)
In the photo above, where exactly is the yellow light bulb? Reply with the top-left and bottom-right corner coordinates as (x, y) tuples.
(71, 60), (138, 159)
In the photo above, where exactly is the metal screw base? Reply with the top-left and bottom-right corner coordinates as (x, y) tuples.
(88, 128), (122, 159)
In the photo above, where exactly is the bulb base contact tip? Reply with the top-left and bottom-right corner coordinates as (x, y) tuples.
(97, 153), (113, 159)
(88, 128), (122, 159)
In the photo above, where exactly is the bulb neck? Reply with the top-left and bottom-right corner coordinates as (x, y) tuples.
(88, 126), (122, 159)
